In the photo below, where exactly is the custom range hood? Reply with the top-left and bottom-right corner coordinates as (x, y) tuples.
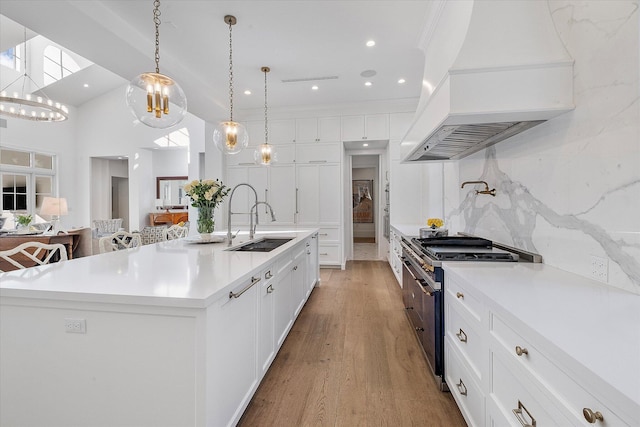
(403, 0), (574, 162)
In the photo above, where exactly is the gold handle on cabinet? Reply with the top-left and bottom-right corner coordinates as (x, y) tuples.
(583, 408), (604, 423)
(456, 379), (467, 396)
(456, 292), (464, 299)
(456, 328), (468, 343)
(513, 400), (536, 427)
(267, 284), (274, 294)
(515, 346), (529, 356)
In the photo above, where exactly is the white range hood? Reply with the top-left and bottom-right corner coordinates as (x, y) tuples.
(402, 0), (575, 162)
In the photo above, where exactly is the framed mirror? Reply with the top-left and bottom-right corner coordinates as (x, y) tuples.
(156, 176), (188, 209)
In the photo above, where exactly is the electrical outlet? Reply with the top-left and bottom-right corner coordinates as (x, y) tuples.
(590, 256), (608, 282)
(64, 318), (86, 334)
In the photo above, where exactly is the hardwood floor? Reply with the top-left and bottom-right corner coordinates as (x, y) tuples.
(238, 261), (466, 427)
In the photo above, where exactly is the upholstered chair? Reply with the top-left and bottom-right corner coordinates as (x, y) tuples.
(138, 225), (169, 245)
(92, 219), (124, 238)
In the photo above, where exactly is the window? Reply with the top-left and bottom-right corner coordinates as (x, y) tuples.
(43, 45), (80, 85)
(0, 148), (55, 215)
(0, 45), (21, 71)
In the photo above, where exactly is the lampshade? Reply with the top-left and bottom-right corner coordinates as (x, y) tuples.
(213, 15), (249, 154)
(254, 66), (277, 166)
(40, 197), (68, 217)
(0, 28), (68, 122)
(126, 0), (187, 129)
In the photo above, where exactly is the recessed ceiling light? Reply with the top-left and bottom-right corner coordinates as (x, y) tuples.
(244, 90), (251, 95)
(398, 78), (406, 84)
(311, 85), (319, 91)
(365, 81), (372, 87)
(83, 83), (89, 88)
(360, 69), (377, 78)
(366, 40), (376, 47)
(363, 143), (369, 147)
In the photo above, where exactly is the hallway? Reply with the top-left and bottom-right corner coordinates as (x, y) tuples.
(238, 261), (465, 426)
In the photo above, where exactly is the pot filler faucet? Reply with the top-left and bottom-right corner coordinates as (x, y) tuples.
(461, 180), (496, 196)
(227, 183), (277, 244)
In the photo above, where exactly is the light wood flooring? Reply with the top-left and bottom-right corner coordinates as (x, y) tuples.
(238, 261), (466, 427)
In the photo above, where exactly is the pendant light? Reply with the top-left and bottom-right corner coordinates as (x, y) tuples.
(213, 15), (249, 155)
(0, 28), (68, 122)
(126, 0), (186, 129)
(255, 66), (277, 165)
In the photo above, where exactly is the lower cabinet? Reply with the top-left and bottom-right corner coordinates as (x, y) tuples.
(443, 267), (638, 427)
(388, 228), (402, 286)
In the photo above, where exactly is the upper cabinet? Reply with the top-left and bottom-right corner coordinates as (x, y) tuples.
(244, 119), (296, 145)
(295, 117), (341, 143)
(341, 114), (389, 141)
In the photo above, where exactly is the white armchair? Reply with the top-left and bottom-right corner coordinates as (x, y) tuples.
(92, 219), (123, 238)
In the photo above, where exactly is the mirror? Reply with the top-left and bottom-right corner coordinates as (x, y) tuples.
(156, 176), (188, 209)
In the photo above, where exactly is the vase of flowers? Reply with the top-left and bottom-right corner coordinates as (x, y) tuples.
(183, 179), (230, 239)
(16, 214), (33, 230)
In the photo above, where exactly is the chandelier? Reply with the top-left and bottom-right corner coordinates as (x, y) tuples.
(126, 0), (187, 129)
(255, 66), (277, 165)
(0, 28), (68, 122)
(213, 15), (249, 155)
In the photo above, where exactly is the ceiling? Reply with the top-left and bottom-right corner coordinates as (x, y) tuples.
(0, 1), (429, 124)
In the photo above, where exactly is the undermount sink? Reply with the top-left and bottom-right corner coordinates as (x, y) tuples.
(227, 238), (293, 253)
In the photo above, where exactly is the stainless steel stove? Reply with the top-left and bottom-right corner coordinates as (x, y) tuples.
(400, 235), (539, 391)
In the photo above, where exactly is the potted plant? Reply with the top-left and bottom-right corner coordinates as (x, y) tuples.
(16, 214), (33, 229)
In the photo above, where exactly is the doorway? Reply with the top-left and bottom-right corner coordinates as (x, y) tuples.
(352, 155), (379, 260)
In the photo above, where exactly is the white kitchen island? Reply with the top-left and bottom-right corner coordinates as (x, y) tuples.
(0, 229), (319, 427)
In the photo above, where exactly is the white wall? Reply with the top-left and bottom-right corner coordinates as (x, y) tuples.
(441, 1), (639, 294)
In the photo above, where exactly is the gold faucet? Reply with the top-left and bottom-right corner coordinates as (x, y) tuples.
(461, 180), (496, 196)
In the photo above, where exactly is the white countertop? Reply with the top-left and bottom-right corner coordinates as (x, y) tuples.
(390, 223), (424, 238)
(443, 262), (640, 408)
(0, 229), (317, 309)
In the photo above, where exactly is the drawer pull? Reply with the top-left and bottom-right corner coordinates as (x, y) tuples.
(513, 400), (536, 427)
(456, 328), (468, 343)
(456, 292), (464, 299)
(515, 346), (529, 356)
(267, 284), (274, 294)
(229, 276), (261, 299)
(265, 270), (273, 279)
(583, 408), (604, 423)
(415, 327), (424, 332)
(456, 379), (468, 396)
(405, 306), (414, 310)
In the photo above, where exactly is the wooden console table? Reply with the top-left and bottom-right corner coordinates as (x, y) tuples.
(149, 211), (188, 226)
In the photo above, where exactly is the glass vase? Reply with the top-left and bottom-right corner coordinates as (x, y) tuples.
(197, 207), (215, 239)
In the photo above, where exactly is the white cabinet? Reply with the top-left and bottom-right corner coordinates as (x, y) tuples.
(208, 274), (260, 427)
(269, 119), (296, 143)
(296, 163), (340, 225)
(341, 114), (389, 141)
(257, 264), (276, 377)
(295, 142), (341, 163)
(273, 257), (294, 349)
(443, 267), (639, 427)
(264, 165), (296, 225)
(295, 117), (341, 143)
(291, 246), (307, 317)
(305, 233), (319, 295)
(388, 228), (402, 286)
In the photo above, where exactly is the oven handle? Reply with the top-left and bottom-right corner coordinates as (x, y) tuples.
(403, 259), (436, 296)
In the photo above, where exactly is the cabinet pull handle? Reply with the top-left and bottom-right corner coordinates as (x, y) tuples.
(515, 346), (529, 356)
(319, 233), (328, 236)
(265, 270), (273, 279)
(307, 250), (311, 255)
(405, 306), (414, 310)
(293, 265), (298, 271)
(295, 188), (299, 214)
(456, 328), (468, 343)
(309, 160), (327, 163)
(415, 327), (424, 332)
(456, 292), (464, 299)
(320, 252), (328, 256)
(582, 408), (604, 423)
(513, 400), (536, 427)
(267, 284), (274, 294)
(456, 379), (468, 396)
(238, 162), (255, 165)
(265, 189), (268, 214)
(229, 276), (261, 299)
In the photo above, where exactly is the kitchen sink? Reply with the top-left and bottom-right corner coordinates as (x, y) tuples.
(227, 238), (293, 252)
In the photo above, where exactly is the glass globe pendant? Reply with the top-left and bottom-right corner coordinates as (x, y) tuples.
(126, 0), (186, 129)
(254, 66), (277, 166)
(213, 15), (249, 155)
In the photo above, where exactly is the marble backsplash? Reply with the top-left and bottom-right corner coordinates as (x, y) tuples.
(443, 0), (639, 294)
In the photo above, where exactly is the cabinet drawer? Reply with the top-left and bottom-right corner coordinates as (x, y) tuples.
(445, 340), (485, 427)
(491, 350), (572, 426)
(318, 244), (341, 265)
(446, 302), (484, 381)
(317, 227), (340, 242)
(446, 274), (482, 323)
(491, 313), (629, 426)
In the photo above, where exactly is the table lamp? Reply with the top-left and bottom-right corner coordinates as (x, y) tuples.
(40, 197), (68, 233)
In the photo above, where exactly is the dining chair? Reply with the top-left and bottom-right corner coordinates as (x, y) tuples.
(165, 223), (189, 240)
(0, 242), (68, 272)
(98, 231), (142, 254)
(92, 218), (124, 238)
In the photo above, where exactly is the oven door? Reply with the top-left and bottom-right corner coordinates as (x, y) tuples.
(402, 257), (439, 377)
